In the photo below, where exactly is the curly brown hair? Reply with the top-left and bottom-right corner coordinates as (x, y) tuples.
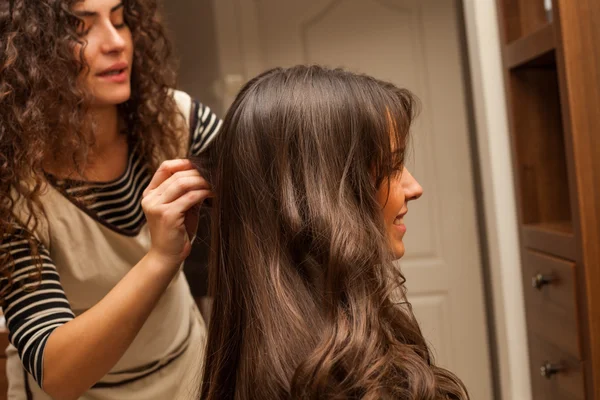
(0, 0), (182, 299)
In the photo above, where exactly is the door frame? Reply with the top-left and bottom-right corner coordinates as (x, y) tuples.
(461, 0), (532, 399)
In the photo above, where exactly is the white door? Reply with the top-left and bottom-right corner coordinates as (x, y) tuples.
(212, 1), (493, 398)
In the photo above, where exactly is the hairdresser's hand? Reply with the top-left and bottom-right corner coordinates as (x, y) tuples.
(142, 159), (212, 269)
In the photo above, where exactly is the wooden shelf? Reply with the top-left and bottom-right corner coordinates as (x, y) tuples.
(522, 222), (576, 260)
(498, 0), (553, 44)
(505, 24), (555, 69)
(510, 64), (573, 244)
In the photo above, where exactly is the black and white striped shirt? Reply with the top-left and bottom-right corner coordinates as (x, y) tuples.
(0, 99), (221, 387)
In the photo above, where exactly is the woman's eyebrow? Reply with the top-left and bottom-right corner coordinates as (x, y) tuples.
(74, 2), (123, 17)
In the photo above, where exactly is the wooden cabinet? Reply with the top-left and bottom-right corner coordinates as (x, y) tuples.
(495, 0), (600, 398)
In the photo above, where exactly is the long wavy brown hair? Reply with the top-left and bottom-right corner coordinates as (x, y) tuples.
(198, 65), (469, 399)
(0, 0), (181, 299)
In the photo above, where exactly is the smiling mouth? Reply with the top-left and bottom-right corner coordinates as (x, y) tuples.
(393, 210), (407, 225)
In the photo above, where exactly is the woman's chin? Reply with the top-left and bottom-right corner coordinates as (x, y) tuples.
(392, 242), (405, 260)
(90, 87), (132, 107)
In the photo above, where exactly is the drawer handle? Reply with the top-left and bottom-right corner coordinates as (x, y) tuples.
(532, 273), (555, 290)
(540, 361), (564, 378)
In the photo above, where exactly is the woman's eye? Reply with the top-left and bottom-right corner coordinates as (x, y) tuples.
(76, 20), (91, 36)
(113, 22), (127, 29)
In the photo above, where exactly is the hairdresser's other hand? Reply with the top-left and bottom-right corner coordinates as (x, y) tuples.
(142, 159), (212, 268)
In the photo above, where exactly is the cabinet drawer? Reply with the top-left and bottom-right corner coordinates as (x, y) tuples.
(522, 250), (581, 358)
(529, 334), (585, 400)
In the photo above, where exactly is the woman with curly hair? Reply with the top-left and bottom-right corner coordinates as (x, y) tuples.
(0, 0), (220, 398)
(199, 65), (468, 399)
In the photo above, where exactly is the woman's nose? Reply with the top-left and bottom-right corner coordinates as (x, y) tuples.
(403, 169), (423, 201)
(100, 25), (126, 54)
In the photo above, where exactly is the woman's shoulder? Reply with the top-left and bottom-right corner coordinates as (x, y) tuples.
(169, 89), (222, 157)
(171, 89), (194, 119)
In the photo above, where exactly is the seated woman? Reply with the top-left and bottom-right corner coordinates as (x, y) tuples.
(196, 65), (469, 399)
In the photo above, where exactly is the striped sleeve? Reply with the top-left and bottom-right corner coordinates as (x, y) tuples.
(188, 100), (222, 157)
(1, 229), (75, 388)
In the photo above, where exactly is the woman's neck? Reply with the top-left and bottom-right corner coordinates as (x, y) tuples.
(45, 105), (129, 181)
(89, 105), (122, 155)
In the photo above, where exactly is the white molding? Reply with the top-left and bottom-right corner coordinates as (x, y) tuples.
(461, 1), (532, 399)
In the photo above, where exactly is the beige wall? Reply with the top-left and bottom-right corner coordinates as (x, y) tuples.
(161, 0), (222, 115)
(160, 0), (221, 302)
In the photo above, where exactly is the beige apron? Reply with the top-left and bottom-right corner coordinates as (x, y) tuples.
(5, 91), (206, 399)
